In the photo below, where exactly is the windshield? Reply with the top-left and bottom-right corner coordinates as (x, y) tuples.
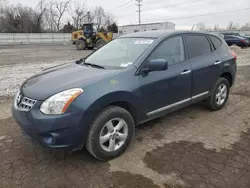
(85, 38), (154, 68)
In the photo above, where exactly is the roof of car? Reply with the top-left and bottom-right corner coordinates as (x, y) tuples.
(119, 30), (216, 39)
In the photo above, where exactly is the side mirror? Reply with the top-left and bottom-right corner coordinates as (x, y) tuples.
(141, 59), (168, 73)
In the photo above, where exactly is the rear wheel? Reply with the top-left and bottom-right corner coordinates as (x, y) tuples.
(205, 77), (230, 111)
(76, 39), (86, 50)
(86, 106), (135, 161)
(95, 39), (106, 49)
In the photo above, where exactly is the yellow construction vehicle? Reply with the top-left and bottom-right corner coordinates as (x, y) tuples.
(72, 23), (113, 50)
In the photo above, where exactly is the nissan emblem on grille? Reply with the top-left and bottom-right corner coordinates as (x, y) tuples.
(15, 93), (37, 112)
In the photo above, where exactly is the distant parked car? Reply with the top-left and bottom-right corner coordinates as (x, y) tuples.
(222, 32), (250, 45)
(224, 35), (249, 47)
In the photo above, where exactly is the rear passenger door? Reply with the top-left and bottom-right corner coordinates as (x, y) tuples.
(184, 34), (221, 98)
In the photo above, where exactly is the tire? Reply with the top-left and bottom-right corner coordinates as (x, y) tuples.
(95, 39), (106, 49)
(86, 106), (135, 161)
(205, 77), (230, 111)
(76, 39), (86, 50)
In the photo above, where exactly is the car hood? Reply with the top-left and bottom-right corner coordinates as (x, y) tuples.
(21, 62), (119, 100)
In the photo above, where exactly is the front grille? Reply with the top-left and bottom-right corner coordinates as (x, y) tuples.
(15, 92), (37, 112)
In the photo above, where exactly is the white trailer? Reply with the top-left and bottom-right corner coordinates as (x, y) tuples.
(118, 22), (175, 35)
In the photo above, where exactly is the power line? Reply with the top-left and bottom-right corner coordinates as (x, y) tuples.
(112, 5), (135, 16)
(145, 0), (182, 5)
(110, 3), (135, 15)
(143, 0), (205, 11)
(135, 0), (142, 24)
(107, 0), (134, 13)
(165, 7), (250, 21)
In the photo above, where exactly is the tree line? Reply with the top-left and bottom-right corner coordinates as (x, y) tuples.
(195, 21), (250, 31)
(0, 0), (118, 33)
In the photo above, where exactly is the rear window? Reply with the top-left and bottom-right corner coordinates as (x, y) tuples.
(209, 35), (222, 50)
(185, 35), (212, 58)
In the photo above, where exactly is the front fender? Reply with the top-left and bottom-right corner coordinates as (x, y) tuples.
(89, 91), (143, 116)
(74, 91), (144, 145)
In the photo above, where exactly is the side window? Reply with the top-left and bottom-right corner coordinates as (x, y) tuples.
(147, 36), (185, 66)
(186, 35), (212, 58)
(209, 35), (222, 50)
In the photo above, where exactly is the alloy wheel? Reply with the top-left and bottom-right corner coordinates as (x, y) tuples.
(215, 83), (228, 106)
(99, 118), (128, 152)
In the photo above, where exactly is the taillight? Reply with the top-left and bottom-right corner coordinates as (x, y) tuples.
(240, 39), (247, 43)
(231, 51), (237, 61)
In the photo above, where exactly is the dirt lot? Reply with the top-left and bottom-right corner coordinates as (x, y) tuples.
(1, 56), (250, 187)
(1, 45), (250, 188)
(1, 45), (250, 99)
(0, 45), (92, 65)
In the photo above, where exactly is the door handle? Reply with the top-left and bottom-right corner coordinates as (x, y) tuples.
(214, 61), (222, 65)
(180, 70), (191, 75)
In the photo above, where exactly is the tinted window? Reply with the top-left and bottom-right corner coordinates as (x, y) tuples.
(186, 35), (212, 58)
(209, 35), (222, 49)
(147, 36), (185, 66)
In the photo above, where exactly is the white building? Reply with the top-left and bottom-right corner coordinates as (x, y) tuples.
(118, 21), (175, 35)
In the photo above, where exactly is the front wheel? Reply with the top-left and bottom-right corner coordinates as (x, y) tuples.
(95, 39), (106, 49)
(86, 106), (135, 161)
(205, 77), (230, 111)
(76, 39), (86, 50)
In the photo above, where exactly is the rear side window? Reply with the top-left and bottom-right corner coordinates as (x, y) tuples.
(209, 35), (222, 50)
(185, 35), (212, 58)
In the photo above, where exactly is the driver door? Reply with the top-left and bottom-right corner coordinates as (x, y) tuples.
(139, 35), (192, 116)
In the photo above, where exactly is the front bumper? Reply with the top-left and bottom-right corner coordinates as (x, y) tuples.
(12, 101), (85, 150)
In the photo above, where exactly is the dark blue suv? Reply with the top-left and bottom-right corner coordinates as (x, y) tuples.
(12, 31), (237, 160)
(224, 35), (249, 47)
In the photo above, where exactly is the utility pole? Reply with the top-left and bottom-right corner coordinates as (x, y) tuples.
(135, 0), (142, 25)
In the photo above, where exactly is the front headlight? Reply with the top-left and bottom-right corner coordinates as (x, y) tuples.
(40, 88), (83, 115)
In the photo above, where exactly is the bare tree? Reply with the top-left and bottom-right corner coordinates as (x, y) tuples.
(227, 21), (234, 30)
(232, 23), (240, 30)
(0, 0), (6, 8)
(94, 6), (105, 31)
(213, 24), (219, 31)
(246, 22), (250, 28)
(85, 10), (95, 23)
(227, 21), (240, 30)
(70, 0), (86, 29)
(241, 22), (250, 29)
(49, 0), (71, 31)
(196, 22), (206, 31)
(32, 0), (47, 32)
(104, 13), (114, 28)
(1, 4), (46, 33)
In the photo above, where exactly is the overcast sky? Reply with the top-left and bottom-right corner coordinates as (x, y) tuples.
(8, 0), (250, 29)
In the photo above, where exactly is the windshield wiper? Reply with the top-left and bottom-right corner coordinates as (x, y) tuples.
(83, 62), (105, 69)
(76, 58), (105, 69)
(76, 58), (85, 64)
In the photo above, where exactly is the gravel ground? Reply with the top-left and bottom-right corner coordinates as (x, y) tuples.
(0, 45), (250, 99)
(0, 44), (91, 65)
(0, 66), (250, 188)
(1, 45), (250, 187)
(0, 45), (92, 99)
